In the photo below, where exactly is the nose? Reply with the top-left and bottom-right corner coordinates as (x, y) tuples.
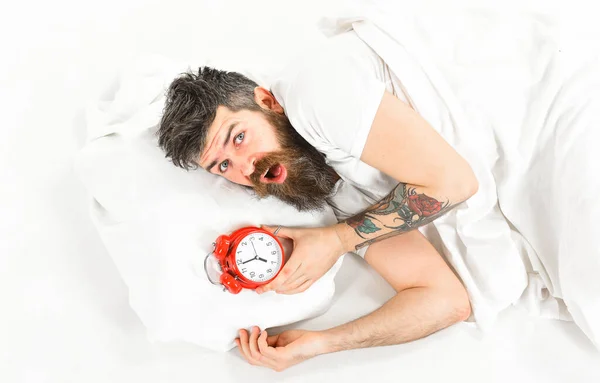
(241, 156), (256, 177)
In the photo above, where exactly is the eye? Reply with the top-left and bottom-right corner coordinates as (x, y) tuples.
(219, 160), (229, 173)
(234, 132), (245, 146)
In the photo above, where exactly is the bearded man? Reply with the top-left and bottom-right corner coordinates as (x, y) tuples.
(157, 30), (481, 371)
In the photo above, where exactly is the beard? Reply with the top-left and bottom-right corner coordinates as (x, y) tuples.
(248, 110), (339, 211)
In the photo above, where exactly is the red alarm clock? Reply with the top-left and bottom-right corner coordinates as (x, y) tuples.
(204, 226), (286, 294)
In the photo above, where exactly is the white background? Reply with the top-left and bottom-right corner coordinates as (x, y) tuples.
(1, 0), (599, 382)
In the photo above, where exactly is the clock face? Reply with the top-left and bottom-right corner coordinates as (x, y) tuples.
(233, 232), (283, 283)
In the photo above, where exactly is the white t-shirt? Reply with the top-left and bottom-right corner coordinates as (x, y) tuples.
(271, 31), (412, 227)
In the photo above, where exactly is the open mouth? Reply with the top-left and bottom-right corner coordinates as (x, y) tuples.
(261, 164), (287, 184)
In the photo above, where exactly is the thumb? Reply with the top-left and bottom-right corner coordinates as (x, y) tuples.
(266, 332), (281, 347)
(261, 225), (294, 239)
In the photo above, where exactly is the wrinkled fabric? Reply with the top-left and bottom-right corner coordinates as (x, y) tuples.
(320, 2), (600, 347)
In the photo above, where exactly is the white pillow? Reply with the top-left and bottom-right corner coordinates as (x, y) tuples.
(75, 56), (345, 352)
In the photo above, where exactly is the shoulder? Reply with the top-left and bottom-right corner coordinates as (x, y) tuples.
(271, 31), (386, 149)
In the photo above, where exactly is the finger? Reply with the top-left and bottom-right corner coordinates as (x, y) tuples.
(260, 259), (302, 293)
(266, 333), (281, 347)
(257, 330), (279, 359)
(235, 338), (248, 359)
(277, 274), (308, 293)
(238, 329), (258, 365)
(237, 330), (252, 363)
(278, 262), (306, 287)
(238, 331), (278, 370)
(251, 330), (280, 370)
(248, 327), (262, 361)
(271, 265), (304, 294)
(260, 225), (294, 239)
(280, 279), (313, 295)
(258, 331), (288, 372)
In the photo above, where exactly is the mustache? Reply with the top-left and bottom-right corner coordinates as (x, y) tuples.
(249, 148), (307, 186)
(248, 148), (337, 211)
(249, 151), (289, 184)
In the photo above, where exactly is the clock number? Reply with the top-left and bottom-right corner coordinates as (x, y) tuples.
(271, 251), (276, 255)
(266, 242), (272, 246)
(250, 271), (255, 278)
(241, 268), (247, 273)
(250, 237), (254, 241)
(259, 274), (264, 279)
(259, 237), (264, 241)
(271, 260), (277, 264)
(237, 259), (242, 265)
(267, 269), (272, 273)
(241, 242), (247, 246)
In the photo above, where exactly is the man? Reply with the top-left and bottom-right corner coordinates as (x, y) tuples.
(158, 30), (478, 371)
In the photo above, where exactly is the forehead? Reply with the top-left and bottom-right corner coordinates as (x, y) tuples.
(199, 106), (233, 164)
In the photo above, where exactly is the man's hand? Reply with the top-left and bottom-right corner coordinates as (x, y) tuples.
(236, 327), (326, 372)
(255, 225), (347, 294)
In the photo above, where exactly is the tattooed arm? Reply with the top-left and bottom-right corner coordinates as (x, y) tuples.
(337, 182), (463, 252)
(335, 91), (478, 252)
(320, 92), (477, 353)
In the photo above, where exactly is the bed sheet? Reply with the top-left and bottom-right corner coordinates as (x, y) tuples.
(76, 255), (600, 383)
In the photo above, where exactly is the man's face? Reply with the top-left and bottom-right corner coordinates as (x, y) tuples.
(199, 106), (282, 187)
(198, 93), (339, 211)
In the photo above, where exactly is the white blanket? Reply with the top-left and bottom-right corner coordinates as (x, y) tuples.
(320, 1), (600, 346)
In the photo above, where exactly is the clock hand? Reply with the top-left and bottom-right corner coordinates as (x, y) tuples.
(258, 257), (267, 262)
(250, 241), (259, 257)
(242, 257), (256, 264)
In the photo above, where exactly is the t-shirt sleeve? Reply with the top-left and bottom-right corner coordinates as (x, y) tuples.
(276, 40), (387, 159)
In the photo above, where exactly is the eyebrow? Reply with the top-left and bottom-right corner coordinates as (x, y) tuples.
(204, 123), (237, 172)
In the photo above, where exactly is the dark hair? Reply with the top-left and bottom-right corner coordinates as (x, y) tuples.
(157, 67), (261, 170)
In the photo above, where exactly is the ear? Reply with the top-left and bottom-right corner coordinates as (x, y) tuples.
(253, 87), (284, 114)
